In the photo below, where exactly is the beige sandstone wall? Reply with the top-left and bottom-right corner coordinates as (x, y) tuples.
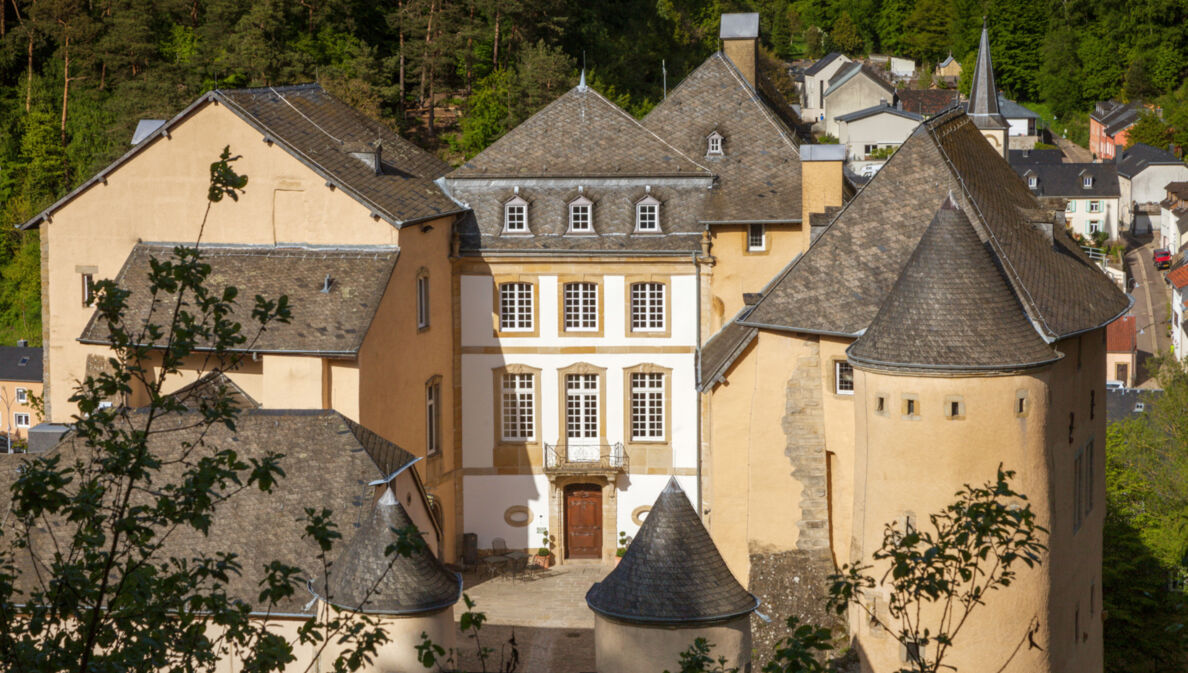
(708, 224), (803, 334)
(593, 614), (751, 673)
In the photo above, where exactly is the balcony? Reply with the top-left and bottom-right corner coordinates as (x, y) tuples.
(543, 442), (628, 476)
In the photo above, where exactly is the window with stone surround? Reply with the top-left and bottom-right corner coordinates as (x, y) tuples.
(563, 282), (598, 332)
(499, 282), (534, 331)
(630, 372), (664, 441)
(566, 374), (599, 439)
(835, 361), (854, 395)
(630, 282), (665, 332)
(501, 373), (536, 441)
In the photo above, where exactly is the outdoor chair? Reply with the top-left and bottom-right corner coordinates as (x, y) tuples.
(482, 538), (511, 578)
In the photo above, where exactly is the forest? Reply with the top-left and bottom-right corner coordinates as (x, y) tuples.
(1, 0), (1187, 347)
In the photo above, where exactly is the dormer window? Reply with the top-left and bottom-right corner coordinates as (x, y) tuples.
(706, 131), (724, 156)
(635, 195), (660, 233)
(1082, 175), (1093, 188)
(504, 196), (528, 233)
(568, 196), (593, 234)
(1028, 176), (1037, 189)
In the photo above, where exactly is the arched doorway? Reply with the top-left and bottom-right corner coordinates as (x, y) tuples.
(564, 483), (602, 559)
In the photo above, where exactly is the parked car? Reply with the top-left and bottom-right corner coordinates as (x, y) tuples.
(1106, 380), (1125, 391)
(1154, 248), (1172, 269)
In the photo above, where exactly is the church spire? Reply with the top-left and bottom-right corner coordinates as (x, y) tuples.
(968, 19), (1008, 131)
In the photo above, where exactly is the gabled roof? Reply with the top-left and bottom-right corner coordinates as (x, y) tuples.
(1118, 143), (1186, 178)
(847, 197), (1059, 371)
(1092, 101), (1141, 136)
(740, 108), (1130, 343)
(1013, 162), (1120, 198)
(1009, 149), (1065, 166)
(824, 62), (895, 98)
(1166, 264), (1188, 290)
(997, 95), (1039, 120)
(643, 52), (803, 224)
(79, 243), (399, 356)
(3, 409), (423, 614)
(967, 23), (1009, 131)
(168, 371), (260, 409)
(938, 54), (957, 68)
(23, 84), (462, 230)
(804, 52), (846, 76)
(836, 103), (923, 124)
(450, 83), (709, 179)
(0, 346), (42, 383)
(586, 478), (758, 624)
(1106, 315), (1137, 354)
(317, 494), (461, 615)
(897, 89), (961, 118)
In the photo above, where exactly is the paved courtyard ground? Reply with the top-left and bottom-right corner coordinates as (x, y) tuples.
(450, 562), (609, 673)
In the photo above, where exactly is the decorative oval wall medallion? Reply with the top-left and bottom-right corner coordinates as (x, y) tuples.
(504, 505), (532, 527)
(631, 506), (651, 526)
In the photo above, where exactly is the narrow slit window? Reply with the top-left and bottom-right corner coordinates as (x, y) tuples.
(425, 379), (441, 454)
(416, 274), (430, 329)
(876, 396), (885, 413)
(82, 273), (94, 307)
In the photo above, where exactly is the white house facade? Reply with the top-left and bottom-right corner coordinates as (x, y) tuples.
(1117, 143), (1188, 229)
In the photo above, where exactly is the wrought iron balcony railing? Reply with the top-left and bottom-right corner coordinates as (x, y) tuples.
(543, 442), (628, 474)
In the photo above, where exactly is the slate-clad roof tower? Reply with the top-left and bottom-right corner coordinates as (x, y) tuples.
(968, 21), (1009, 132)
(319, 493), (461, 615)
(586, 478), (758, 623)
(847, 196), (1059, 371)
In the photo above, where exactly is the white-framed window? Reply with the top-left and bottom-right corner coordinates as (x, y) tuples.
(499, 282), (533, 331)
(1027, 176), (1037, 188)
(1088, 201), (1102, 213)
(416, 273), (430, 329)
(566, 374), (599, 439)
(1088, 220), (1103, 234)
(425, 378), (440, 454)
(630, 372), (665, 441)
(563, 282), (598, 331)
(747, 223), (766, 251)
(630, 282), (665, 332)
(1082, 176), (1093, 188)
(14, 413), (29, 428)
(15, 388), (27, 405)
(835, 361), (854, 395)
(82, 273), (94, 307)
(707, 131), (724, 156)
(568, 197), (593, 233)
(1066, 200), (1076, 213)
(503, 196), (528, 233)
(635, 195), (660, 232)
(500, 373), (535, 441)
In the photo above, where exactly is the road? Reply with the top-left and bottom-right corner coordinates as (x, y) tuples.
(1053, 134), (1093, 163)
(1124, 238), (1171, 388)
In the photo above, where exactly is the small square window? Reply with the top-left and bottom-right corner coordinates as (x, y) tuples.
(945, 396), (965, 420)
(1028, 176), (1037, 188)
(569, 201), (592, 233)
(747, 224), (766, 251)
(875, 395), (886, 415)
(902, 395), (919, 418)
(14, 413), (29, 428)
(835, 361), (854, 395)
(636, 197), (660, 232)
(1088, 201), (1102, 213)
(504, 197), (528, 233)
(15, 388), (27, 405)
(1083, 176), (1093, 188)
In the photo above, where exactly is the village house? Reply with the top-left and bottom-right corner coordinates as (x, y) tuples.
(897, 88), (959, 118)
(21, 84), (466, 559)
(1116, 142), (1188, 233)
(1090, 100), (1140, 160)
(834, 103), (922, 169)
(934, 53), (962, 85)
(1106, 315), (1137, 387)
(1159, 181), (1188, 252)
(997, 95), (1041, 138)
(1168, 264), (1188, 362)
(800, 51), (852, 127)
(698, 22), (1126, 672)
(0, 344), (42, 446)
(820, 62), (898, 138)
(1012, 162), (1121, 240)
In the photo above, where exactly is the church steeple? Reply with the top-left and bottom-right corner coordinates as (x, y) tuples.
(967, 19), (1009, 157)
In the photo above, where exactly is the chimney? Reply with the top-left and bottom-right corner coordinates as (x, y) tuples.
(800, 144), (846, 252)
(345, 139), (383, 175)
(720, 13), (760, 87)
(16, 339), (27, 348)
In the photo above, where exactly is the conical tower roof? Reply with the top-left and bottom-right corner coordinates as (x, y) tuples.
(847, 195), (1058, 372)
(586, 478), (758, 624)
(968, 21), (1009, 131)
(319, 491), (461, 615)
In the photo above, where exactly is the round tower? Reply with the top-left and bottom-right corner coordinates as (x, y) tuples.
(313, 488), (461, 673)
(845, 196), (1092, 672)
(586, 478), (759, 673)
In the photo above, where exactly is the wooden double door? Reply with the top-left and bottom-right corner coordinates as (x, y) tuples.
(564, 483), (602, 559)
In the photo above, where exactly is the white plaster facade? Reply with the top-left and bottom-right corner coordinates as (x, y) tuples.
(1120, 164), (1188, 227)
(458, 271), (700, 557)
(801, 54), (852, 126)
(837, 111), (921, 164)
(1160, 205), (1188, 252)
(1173, 283), (1187, 361)
(1064, 196), (1120, 240)
(822, 71), (896, 138)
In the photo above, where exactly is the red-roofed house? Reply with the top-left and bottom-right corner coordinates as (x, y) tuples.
(1168, 264), (1188, 361)
(1106, 315), (1137, 386)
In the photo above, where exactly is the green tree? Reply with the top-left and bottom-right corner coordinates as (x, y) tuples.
(901, 0), (954, 63)
(454, 68), (513, 157)
(1126, 110), (1173, 149)
(875, 0), (912, 55)
(829, 12), (863, 55)
(1038, 26), (1084, 120)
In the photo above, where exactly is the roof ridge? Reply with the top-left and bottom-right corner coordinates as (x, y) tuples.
(715, 52), (800, 156)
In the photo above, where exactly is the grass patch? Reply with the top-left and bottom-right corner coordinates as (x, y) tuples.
(1023, 101), (1090, 149)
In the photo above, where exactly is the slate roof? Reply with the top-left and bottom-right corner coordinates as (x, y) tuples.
(897, 89), (961, 118)
(1009, 149), (1065, 165)
(848, 198), (1059, 371)
(317, 494), (460, 615)
(740, 108), (1130, 344)
(0, 346), (42, 383)
(836, 103), (923, 124)
(698, 316), (758, 391)
(3, 409), (423, 614)
(1107, 388), (1161, 424)
(1117, 143), (1185, 179)
(804, 52), (845, 76)
(938, 54), (957, 68)
(643, 52), (804, 224)
(824, 62), (895, 98)
(997, 96), (1039, 120)
(967, 23), (1009, 131)
(24, 84), (462, 230)
(168, 371), (260, 409)
(1014, 163), (1120, 198)
(1106, 315), (1136, 353)
(450, 84), (708, 179)
(1092, 101), (1141, 136)
(79, 244), (399, 356)
(586, 478), (758, 624)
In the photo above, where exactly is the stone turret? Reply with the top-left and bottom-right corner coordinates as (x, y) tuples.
(586, 478), (758, 673)
(968, 20), (1009, 158)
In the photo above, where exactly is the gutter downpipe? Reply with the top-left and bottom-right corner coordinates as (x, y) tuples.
(694, 250), (703, 517)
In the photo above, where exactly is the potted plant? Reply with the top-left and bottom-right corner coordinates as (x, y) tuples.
(533, 532), (554, 568)
(615, 531), (630, 566)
